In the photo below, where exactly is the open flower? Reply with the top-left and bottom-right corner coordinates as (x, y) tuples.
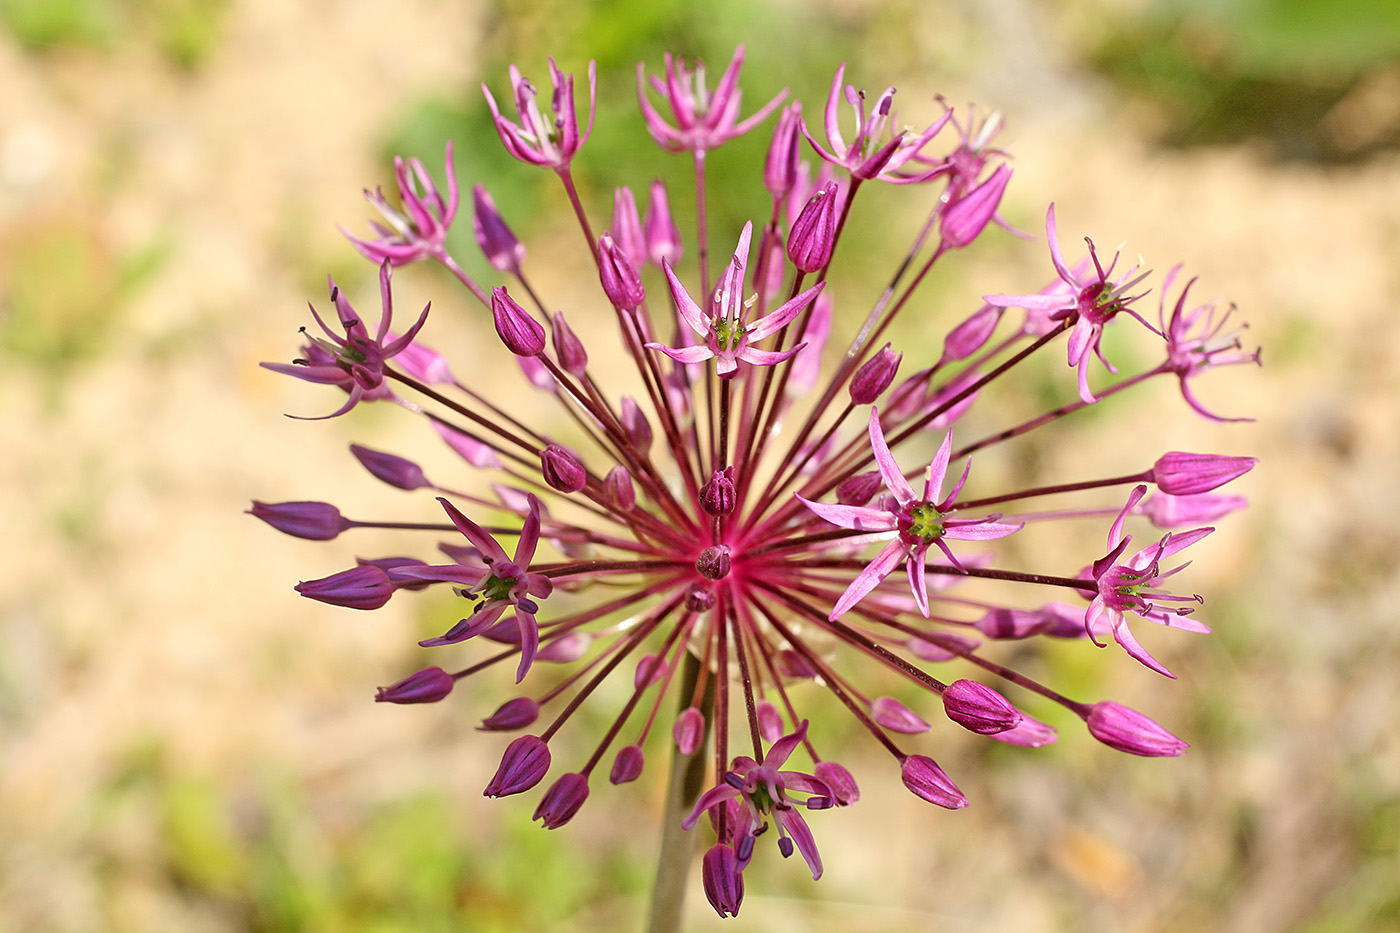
(636, 45), (786, 153)
(483, 59), (596, 170)
(341, 143), (459, 266)
(803, 63), (953, 182)
(646, 222), (824, 377)
(1086, 485), (1214, 677)
(800, 407), (1022, 619)
(1158, 265), (1262, 422)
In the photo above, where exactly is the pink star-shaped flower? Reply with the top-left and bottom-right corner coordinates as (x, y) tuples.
(799, 407), (1022, 619)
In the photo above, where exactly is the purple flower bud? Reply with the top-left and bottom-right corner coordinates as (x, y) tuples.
(939, 304), (1002, 365)
(1152, 451), (1257, 495)
(541, 444), (587, 493)
(472, 184), (525, 274)
(848, 343), (902, 404)
(610, 744), (644, 785)
(673, 706), (705, 754)
(942, 679), (1021, 735)
(484, 734), (551, 797)
(787, 184), (839, 274)
(619, 396), (653, 452)
(643, 179), (682, 267)
(551, 311), (589, 376)
(871, 696), (932, 734)
(611, 187), (647, 269)
(1139, 492), (1248, 528)
(433, 422), (502, 469)
(941, 163), (1012, 248)
(685, 583), (716, 613)
(1085, 701), (1188, 757)
(358, 556), (430, 590)
(695, 545), (731, 581)
(350, 443), (429, 490)
(248, 500), (350, 540)
(634, 653), (666, 688)
(295, 565), (393, 610)
(775, 649), (817, 679)
(491, 286), (546, 356)
(537, 631), (589, 663)
(835, 471), (883, 506)
(764, 102), (803, 200)
(602, 465), (636, 512)
(900, 754), (968, 809)
(700, 466), (736, 516)
(702, 843), (745, 919)
(533, 772), (590, 829)
(374, 666), (454, 704)
(907, 632), (981, 661)
(598, 233), (646, 310)
(756, 700), (784, 742)
(394, 338), (454, 384)
(814, 761), (860, 805)
(516, 353), (554, 389)
(478, 696), (541, 731)
(989, 713), (1059, 748)
(974, 607), (1052, 639)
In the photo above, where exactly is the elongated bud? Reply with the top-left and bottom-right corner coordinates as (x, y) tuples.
(787, 291), (832, 395)
(295, 566), (393, 610)
(756, 700), (784, 743)
(835, 471), (883, 506)
(484, 735), (551, 797)
(871, 696), (931, 734)
(1085, 701), (1188, 757)
(1152, 451), (1257, 495)
(1139, 492), (1248, 528)
(394, 338), (454, 384)
(939, 304), (1002, 365)
(700, 466), (736, 516)
(942, 679), (1021, 735)
(787, 184), (839, 273)
(478, 696), (540, 731)
(472, 184), (525, 274)
(602, 465), (636, 512)
(900, 754), (968, 809)
(775, 649), (817, 679)
(814, 761), (860, 805)
(695, 545), (731, 581)
(941, 163), (1011, 248)
(990, 713), (1059, 748)
(533, 772), (589, 829)
(702, 844), (745, 919)
(673, 706), (705, 754)
(358, 556), (429, 590)
(491, 286), (546, 355)
(374, 666), (454, 704)
(598, 233), (646, 310)
(610, 744), (645, 785)
(685, 583), (716, 613)
(248, 500), (350, 540)
(611, 187), (647, 269)
(350, 443), (429, 490)
(434, 422), (503, 469)
(764, 102), (803, 200)
(536, 631), (589, 663)
(541, 444), (587, 493)
(975, 607), (1051, 639)
(551, 311), (589, 376)
(619, 396), (653, 452)
(634, 653), (665, 688)
(848, 343), (902, 404)
(644, 179), (682, 267)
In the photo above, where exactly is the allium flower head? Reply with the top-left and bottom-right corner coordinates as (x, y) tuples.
(258, 46), (1257, 919)
(1158, 265), (1262, 422)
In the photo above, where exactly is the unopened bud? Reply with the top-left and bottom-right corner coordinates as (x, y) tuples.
(1152, 451), (1257, 495)
(374, 666), (454, 704)
(611, 187), (646, 269)
(848, 343), (902, 404)
(472, 184), (525, 274)
(295, 566), (393, 610)
(941, 163), (1011, 248)
(603, 465), (636, 511)
(673, 706), (705, 754)
(598, 233), (646, 310)
(941, 679), (1021, 735)
(900, 754), (968, 809)
(478, 696), (541, 731)
(491, 286), (546, 356)
(871, 696), (931, 734)
(685, 583), (716, 613)
(835, 471), (883, 506)
(484, 735), (550, 797)
(248, 500), (350, 540)
(700, 466), (736, 516)
(610, 744), (644, 785)
(695, 545), (731, 581)
(541, 444), (587, 493)
(350, 443), (429, 490)
(532, 772), (589, 829)
(644, 179), (682, 267)
(787, 184), (839, 273)
(551, 311), (588, 376)
(1085, 701), (1188, 757)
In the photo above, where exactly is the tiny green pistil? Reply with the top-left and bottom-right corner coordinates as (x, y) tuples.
(481, 573), (517, 602)
(906, 502), (946, 540)
(714, 317), (744, 351)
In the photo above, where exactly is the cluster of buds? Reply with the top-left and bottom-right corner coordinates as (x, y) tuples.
(255, 45), (1258, 918)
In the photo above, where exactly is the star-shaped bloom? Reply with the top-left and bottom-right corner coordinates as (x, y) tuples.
(646, 222), (824, 378)
(985, 204), (1155, 403)
(265, 262), (429, 419)
(799, 408), (1023, 620)
(682, 722), (835, 882)
(391, 495), (553, 683)
(1157, 265), (1261, 423)
(1085, 484), (1213, 678)
(636, 45), (786, 153)
(483, 59), (596, 170)
(803, 63), (953, 183)
(340, 143), (458, 266)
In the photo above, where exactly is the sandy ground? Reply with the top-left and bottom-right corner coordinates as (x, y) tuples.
(1, 1), (1397, 931)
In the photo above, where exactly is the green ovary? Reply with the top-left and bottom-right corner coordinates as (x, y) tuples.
(906, 502), (945, 540)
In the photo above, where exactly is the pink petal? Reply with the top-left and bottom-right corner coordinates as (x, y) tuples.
(867, 408), (914, 504)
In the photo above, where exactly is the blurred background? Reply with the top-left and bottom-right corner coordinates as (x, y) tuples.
(1, 0), (1397, 930)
